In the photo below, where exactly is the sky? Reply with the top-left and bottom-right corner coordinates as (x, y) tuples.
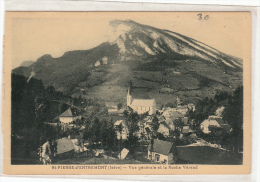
(10, 12), (250, 68)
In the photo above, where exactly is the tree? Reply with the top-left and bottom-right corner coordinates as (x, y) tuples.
(106, 118), (117, 152)
(174, 118), (184, 132)
(89, 117), (101, 150)
(45, 85), (56, 99)
(222, 86), (243, 152)
(117, 103), (123, 110)
(125, 111), (140, 154)
(34, 97), (50, 123)
(123, 110), (128, 117)
(214, 91), (230, 104)
(58, 103), (68, 114)
(151, 115), (159, 133)
(100, 119), (108, 148)
(11, 74), (70, 162)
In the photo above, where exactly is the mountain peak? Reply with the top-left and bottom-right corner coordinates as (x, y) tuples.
(106, 19), (242, 69)
(109, 19), (139, 27)
(107, 20), (138, 44)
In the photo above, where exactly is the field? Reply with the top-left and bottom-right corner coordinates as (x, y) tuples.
(176, 146), (242, 165)
(70, 59), (241, 108)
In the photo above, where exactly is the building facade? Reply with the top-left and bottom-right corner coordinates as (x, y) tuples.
(148, 139), (177, 164)
(127, 89), (156, 115)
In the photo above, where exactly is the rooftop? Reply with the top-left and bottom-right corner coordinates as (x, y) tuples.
(163, 110), (183, 118)
(114, 120), (124, 126)
(149, 139), (174, 155)
(59, 107), (80, 117)
(160, 121), (171, 130)
(56, 138), (74, 155)
(131, 99), (156, 107)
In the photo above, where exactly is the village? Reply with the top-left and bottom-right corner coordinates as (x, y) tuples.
(39, 86), (240, 165)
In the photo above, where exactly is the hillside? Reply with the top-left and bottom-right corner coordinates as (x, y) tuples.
(19, 60), (35, 67)
(12, 20), (243, 105)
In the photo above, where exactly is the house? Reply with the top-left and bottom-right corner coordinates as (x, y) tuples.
(114, 120), (129, 140)
(59, 107), (82, 125)
(55, 138), (75, 158)
(144, 127), (152, 139)
(127, 88), (156, 115)
(79, 126), (86, 131)
(105, 102), (118, 114)
(157, 121), (172, 137)
(71, 139), (84, 153)
(162, 109), (184, 131)
(182, 125), (191, 134)
(143, 116), (153, 126)
(179, 125), (192, 139)
(174, 105), (189, 116)
(148, 139), (177, 164)
(162, 109), (183, 120)
(135, 121), (146, 138)
(200, 115), (231, 134)
(107, 106), (118, 114)
(118, 148), (129, 159)
(215, 106), (225, 117)
(182, 117), (189, 125)
(187, 103), (196, 112)
(67, 124), (77, 129)
(164, 118), (175, 131)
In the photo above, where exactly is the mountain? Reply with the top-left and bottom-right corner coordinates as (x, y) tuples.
(107, 20), (242, 70)
(19, 60), (35, 67)
(12, 20), (243, 105)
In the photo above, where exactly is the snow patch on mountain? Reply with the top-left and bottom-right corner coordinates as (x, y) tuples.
(165, 32), (214, 60)
(165, 31), (241, 68)
(133, 48), (143, 56)
(102, 57), (108, 64)
(116, 37), (126, 53)
(94, 60), (101, 67)
(222, 60), (235, 68)
(229, 58), (242, 67)
(153, 40), (167, 53)
(137, 39), (156, 55)
(108, 23), (131, 43)
(150, 31), (160, 40)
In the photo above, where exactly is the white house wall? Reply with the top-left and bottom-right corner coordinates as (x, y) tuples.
(157, 125), (170, 136)
(148, 150), (170, 164)
(200, 119), (221, 134)
(59, 116), (82, 124)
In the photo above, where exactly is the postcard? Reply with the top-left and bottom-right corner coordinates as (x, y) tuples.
(2, 11), (251, 175)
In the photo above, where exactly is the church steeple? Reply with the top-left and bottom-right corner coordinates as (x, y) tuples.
(127, 87), (132, 106)
(176, 96), (181, 106)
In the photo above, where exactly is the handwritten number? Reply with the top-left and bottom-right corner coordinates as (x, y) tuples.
(197, 13), (202, 20)
(204, 15), (209, 20)
(197, 13), (209, 20)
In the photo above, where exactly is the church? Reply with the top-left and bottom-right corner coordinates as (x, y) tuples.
(127, 88), (156, 115)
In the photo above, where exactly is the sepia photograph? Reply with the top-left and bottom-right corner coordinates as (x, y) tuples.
(2, 11), (251, 174)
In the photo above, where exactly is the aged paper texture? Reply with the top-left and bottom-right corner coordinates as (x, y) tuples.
(3, 12), (251, 175)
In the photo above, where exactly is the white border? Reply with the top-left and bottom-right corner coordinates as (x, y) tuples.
(3, 0), (260, 9)
(3, 1), (260, 11)
(0, 0), (5, 179)
(1, 1), (260, 182)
